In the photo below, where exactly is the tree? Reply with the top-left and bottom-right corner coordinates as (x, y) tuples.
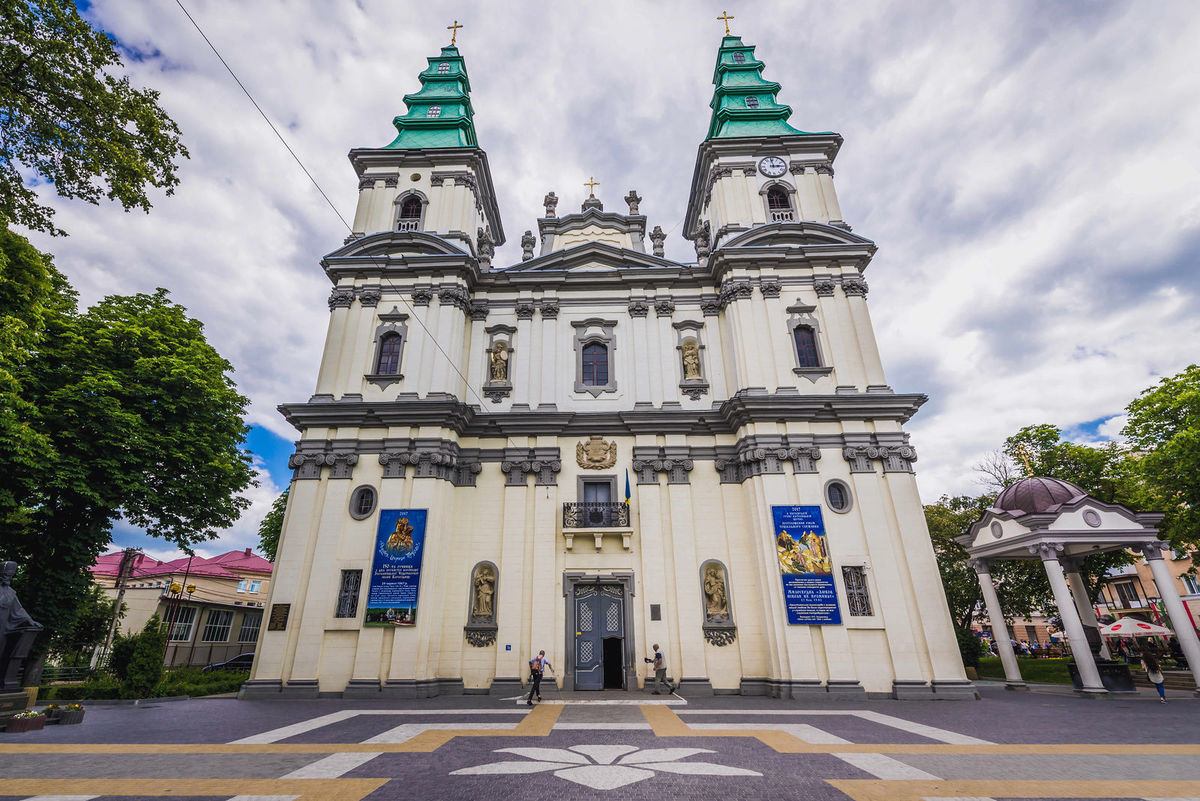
(1123, 365), (1200, 551)
(48, 584), (123, 665)
(0, 241), (255, 658)
(121, 613), (165, 698)
(0, 0), (188, 235)
(257, 488), (289, 562)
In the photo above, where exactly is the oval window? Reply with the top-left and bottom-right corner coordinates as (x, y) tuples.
(349, 485), (377, 520)
(825, 480), (852, 513)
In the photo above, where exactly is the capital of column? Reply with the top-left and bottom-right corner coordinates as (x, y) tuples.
(1028, 541), (1065, 561)
(967, 557), (992, 575)
(1137, 540), (1170, 561)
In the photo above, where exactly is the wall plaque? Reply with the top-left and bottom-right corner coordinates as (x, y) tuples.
(268, 603), (290, 631)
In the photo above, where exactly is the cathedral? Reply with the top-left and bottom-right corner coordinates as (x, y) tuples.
(242, 30), (974, 700)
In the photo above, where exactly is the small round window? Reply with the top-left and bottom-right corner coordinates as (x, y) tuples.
(825, 480), (852, 513)
(349, 485), (378, 520)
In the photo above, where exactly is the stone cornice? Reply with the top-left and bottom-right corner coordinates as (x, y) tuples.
(277, 389), (928, 436)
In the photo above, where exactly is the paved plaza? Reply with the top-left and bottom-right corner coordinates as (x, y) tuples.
(0, 683), (1196, 800)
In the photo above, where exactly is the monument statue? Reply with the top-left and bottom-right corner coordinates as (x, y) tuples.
(0, 561), (43, 692)
(681, 339), (702, 380)
(543, 191), (559, 217)
(488, 341), (509, 382)
(703, 563), (730, 622)
(472, 565), (495, 619)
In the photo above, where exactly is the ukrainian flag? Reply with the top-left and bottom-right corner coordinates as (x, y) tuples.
(624, 469), (631, 503)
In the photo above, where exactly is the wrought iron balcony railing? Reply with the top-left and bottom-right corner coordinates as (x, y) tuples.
(563, 501), (630, 528)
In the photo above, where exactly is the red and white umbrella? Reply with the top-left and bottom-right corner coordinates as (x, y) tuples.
(1099, 616), (1173, 638)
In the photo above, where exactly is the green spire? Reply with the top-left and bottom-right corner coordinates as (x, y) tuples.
(705, 35), (827, 140)
(384, 45), (478, 149)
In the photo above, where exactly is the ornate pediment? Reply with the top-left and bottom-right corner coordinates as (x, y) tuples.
(723, 221), (877, 250)
(502, 241), (682, 273)
(324, 230), (471, 261)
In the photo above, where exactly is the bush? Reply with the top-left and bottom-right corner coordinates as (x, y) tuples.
(107, 632), (137, 681)
(43, 675), (120, 700)
(956, 627), (987, 669)
(158, 667), (248, 698)
(121, 614), (166, 699)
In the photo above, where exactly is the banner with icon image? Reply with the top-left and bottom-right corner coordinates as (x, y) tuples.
(364, 509), (428, 627)
(771, 505), (841, 625)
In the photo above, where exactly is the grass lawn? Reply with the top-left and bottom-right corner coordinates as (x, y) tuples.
(977, 656), (1074, 684)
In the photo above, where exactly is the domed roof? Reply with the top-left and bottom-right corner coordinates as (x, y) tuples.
(995, 477), (1088, 515)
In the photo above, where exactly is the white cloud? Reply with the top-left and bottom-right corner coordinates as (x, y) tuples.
(20, 0), (1200, 541)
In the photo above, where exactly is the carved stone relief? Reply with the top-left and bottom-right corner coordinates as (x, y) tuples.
(577, 436), (617, 470)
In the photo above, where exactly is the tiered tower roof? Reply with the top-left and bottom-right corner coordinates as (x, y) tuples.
(705, 35), (827, 140)
(385, 45), (478, 149)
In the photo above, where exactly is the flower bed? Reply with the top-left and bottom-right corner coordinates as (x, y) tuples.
(43, 704), (85, 725)
(4, 711), (45, 733)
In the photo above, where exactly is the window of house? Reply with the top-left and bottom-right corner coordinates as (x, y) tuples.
(1182, 574), (1200, 595)
(746, 96), (759, 109)
(826, 480), (851, 512)
(249, 581), (261, 594)
(581, 342), (609, 386)
(842, 566), (872, 616)
(793, 326), (820, 368)
(350, 485), (377, 520)
(426, 105), (442, 118)
(336, 570), (363, 618)
(437, 62), (450, 74)
(1114, 581), (1141, 607)
(237, 579), (247, 593)
(733, 52), (745, 64)
(166, 606), (197, 642)
(376, 332), (403, 375)
(238, 612), (262, 643)
(201, 609), (233, 642)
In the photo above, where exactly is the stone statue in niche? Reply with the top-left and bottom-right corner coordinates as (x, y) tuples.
(488, 341), (509, 382)
(681, 338), (702, 380)
(471, 564), (495, 620)
(702, 563), (730, 623)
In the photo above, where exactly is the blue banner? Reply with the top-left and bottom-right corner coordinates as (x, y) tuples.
(364, 509), (428, 627)
(771, 505), (841, 625)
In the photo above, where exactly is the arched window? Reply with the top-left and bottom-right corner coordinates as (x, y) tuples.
(793, 326), (820, 368)
(766, 185), (794, 222)
(746, 96), (759, 109)
(397, 196), (422, 231)
(376, 332), (403, 375)
(581, 342), (609, 386)
(733, 52), (746, 64)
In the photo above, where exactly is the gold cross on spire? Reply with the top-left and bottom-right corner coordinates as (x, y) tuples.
(717, 11), (735, 36)
(447, 20), (463, 45)
(584, 176), (599, 196)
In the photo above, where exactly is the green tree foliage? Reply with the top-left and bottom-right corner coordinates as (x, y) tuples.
(106, 630), (136, 681)
(0, 0), (188, 235)
(1123, 365), (1200, 551)
(121, 613), (165, 698)
(257, 488), (289, 562)
(49, 584), (122, 664)
(0, 228), (255, 655)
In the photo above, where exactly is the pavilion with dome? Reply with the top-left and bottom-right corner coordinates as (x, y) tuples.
(962, 477), (1200, 696)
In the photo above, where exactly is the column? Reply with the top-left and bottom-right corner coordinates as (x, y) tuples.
(971, 559), (1026, 690)
(1141, 543), (1200, 695)
(1035, 543), (1106, 694)
(1062, 558), (1110, 660)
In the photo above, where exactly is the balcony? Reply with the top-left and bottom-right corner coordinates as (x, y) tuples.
(562, 502), (632, 551)
(769, 209), (795, 222)
(397, 219), (420, 231)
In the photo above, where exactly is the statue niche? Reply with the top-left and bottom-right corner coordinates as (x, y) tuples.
(701, 561), (736, 646)
(681, 338), (703, 381)
(0, 560), (43, 692)
(465, 562), (498, 647)
(488, 340), (510, 383)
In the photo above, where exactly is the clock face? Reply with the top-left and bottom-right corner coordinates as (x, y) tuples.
(758, 156), (787, 177)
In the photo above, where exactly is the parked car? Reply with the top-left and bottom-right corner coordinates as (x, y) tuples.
(201, 653), (254, 672)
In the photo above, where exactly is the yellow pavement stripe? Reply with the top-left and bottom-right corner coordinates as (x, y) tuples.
(0, 778), (387, 801)
(828, 778), (1200, 801)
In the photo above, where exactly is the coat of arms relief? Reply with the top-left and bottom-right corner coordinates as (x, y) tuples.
(576, 435), (617, 469)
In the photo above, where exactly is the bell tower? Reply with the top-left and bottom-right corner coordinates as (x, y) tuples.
(347, 42), (504, 258)
(683, 35), (847, 253)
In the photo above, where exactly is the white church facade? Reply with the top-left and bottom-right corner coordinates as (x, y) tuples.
(243, 33), (974, 700)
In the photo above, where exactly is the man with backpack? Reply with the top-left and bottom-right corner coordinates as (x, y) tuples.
(644, 643), (673, 695)
(527, 650), (552, 705)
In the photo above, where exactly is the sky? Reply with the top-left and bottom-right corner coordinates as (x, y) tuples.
(23, 0), (1200, 561)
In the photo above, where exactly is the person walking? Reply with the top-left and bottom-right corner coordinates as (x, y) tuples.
(644, 643), (672, 695)
(526, 650), (552, 705)
(1141, 652), (1167, 703)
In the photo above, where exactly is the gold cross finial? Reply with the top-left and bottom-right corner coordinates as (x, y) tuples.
(584, 176), (599, 196)
(447, 20), (463, 45)
(1013, 444), (1035, 475)
(717, 11), (735, 36)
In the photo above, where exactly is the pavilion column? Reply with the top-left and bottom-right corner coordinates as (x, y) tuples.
(1061, 557), (1111, 660)
(1034, 543), (1106, 694)
(1140, 542), (1200, 696)
(970, 559), (1026, 690)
